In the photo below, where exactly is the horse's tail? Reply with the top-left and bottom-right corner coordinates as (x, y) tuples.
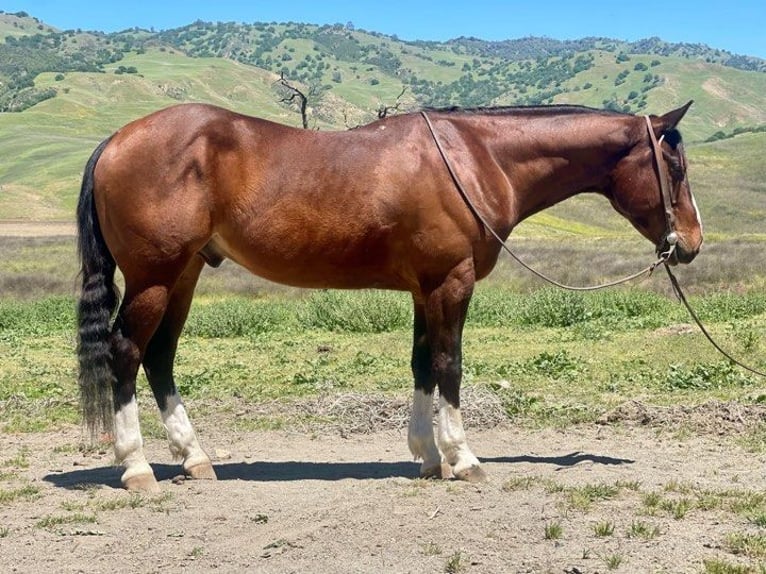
(76, 136), (118, 439)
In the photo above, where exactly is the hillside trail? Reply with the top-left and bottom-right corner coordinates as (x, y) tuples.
(2, 414), (764, 574)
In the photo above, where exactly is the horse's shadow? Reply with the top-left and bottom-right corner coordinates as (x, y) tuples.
(43, 451), (634, 490)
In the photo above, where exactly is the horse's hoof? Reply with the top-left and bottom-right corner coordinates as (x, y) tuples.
(454, 465), (488, 483)
(420, 462), (454, 480)
(185, 462), (217, 480)
(123, 473), (161, 493)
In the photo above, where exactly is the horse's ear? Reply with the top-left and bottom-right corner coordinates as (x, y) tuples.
(650, 100), (693, 136)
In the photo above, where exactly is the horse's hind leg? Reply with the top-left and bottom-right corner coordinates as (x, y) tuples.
(110, 283), (175, 492)
(408, 302), (446, 478)
(142, 257), (216, 481)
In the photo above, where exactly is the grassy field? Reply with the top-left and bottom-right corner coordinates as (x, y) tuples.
(1, 234), (764, 438)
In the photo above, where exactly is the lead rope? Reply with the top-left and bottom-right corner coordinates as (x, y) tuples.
(420, 110), (675, 292)
(421, 110), (766, 378)
(664, 265), (766, 377)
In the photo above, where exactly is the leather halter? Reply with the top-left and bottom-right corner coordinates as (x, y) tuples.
(644, 115), (678, 248)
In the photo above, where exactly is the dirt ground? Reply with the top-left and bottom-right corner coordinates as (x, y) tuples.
(2, 411), (765, 574)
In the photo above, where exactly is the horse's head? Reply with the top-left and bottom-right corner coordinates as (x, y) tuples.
(607, 101), (702, 265)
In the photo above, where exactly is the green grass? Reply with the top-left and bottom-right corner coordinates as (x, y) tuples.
(544, 521), (563, 540)
(593, 521), (615, 537)
(0, 484), (40, 505)
(0, 264), (764, 433)
(0, 232), (764, 433)
(703, 559), (766, 574)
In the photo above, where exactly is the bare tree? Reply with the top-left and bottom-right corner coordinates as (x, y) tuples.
(376, 86), (408, 119)
(275, 71), (309, 129)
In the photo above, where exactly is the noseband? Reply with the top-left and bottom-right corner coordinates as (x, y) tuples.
(644, 115), (678, 255)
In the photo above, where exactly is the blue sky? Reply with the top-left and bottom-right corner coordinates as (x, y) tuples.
(5, 1), (766, 59)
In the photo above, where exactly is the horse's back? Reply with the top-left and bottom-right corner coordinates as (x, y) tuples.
(92, 104), (487, 291)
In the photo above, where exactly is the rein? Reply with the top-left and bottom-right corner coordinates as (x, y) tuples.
(419, 110), (675, 292)
(664, 266), (766, 378)
(421, 110), (766, 378)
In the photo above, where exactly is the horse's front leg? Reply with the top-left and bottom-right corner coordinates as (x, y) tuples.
(426, 260), (486, 483)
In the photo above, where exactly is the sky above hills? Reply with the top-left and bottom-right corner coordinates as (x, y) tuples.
(5, 1), (766, 59)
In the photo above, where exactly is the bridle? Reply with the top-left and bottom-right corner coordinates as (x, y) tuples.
(644, 115), (679, 259)
(419, 110), (679, 290)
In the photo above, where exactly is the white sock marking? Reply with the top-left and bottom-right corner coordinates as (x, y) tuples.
(161, 391), (209, 469)
(408, 389), (441, 470)
(437, 396), (480, 474)
(113, 396), (152, 480)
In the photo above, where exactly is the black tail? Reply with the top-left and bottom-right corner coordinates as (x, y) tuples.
(76, 136), (118, 439)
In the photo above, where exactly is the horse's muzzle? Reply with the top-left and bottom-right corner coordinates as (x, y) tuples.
(658, 233), (700, 265)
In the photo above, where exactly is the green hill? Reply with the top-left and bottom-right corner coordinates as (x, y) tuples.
(0, 12), (763, 238)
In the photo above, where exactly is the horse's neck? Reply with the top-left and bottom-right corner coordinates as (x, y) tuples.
(487, 113), (635, 221)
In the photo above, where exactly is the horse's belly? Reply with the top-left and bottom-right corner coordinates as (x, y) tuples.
(207, 233), (412, 291)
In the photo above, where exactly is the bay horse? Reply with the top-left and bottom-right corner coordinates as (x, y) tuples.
(77, 102), (703, 491)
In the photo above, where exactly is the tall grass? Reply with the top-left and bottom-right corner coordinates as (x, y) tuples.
(1, 286), (764, 339)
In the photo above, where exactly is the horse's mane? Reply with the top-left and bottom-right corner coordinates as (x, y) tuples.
(421, 104), (628, 118)
(421, 104), (685, 146)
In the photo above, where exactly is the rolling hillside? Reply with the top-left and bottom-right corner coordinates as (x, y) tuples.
(0, 10), (763, 238)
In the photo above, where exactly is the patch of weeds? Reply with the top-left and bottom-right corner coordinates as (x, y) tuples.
(726, 532), (766, 559)
(542, 479), (566, 494)
(492, 386), (541, 418)
(37, 513), (97, 529)
(642, 491), (662, 510)
(544, 521), (563, 540)
(730, 321), (761, 353)
(601, 553), (623, 570)
(524, 349), (586, 382)
(184, 297), (294, 338)
(566, 482), (619, 511)
(750, 513), (766, 528)
(444, 550), (468, 573)
(148, 492), (175, 513)
(726, 491), (766, 516)
(615, 480), (641, 491)
(93, 493), (147, 511)
(696, 292), (766, 322)
(661, 497), (693, 519)
(594, 521), (615, 537)
(401, 478), (433, 498)
(664, 479), (695, 494)
(628, 520), (660, 539)
(0, 484), (40, 505)
(189, 546), (204, 558)
(0, 527), (8, 538)
(501, 476), (538, 492)
(2, 448), (30, 469)
(298, 290), (411, 333)
(61, 500), (86, 512)
(421, 541), (442, 556)
(518, 288), (589, 328)
(53, 443), (78, 454)
(662, 361), (756, 391)
(703, 558), (764, 574)
(250, 513), (269, 524)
